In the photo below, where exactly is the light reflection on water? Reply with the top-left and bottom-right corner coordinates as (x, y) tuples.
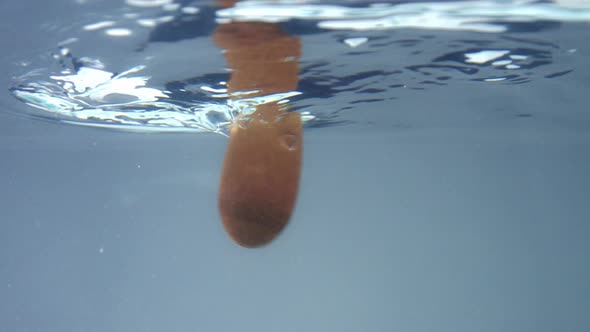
(8, 0), (590, 133)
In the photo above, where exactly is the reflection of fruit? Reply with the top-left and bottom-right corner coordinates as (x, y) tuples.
(215, 0), (238, 9)
(213, 22), (301, 97)
(214, 20), (303, 247)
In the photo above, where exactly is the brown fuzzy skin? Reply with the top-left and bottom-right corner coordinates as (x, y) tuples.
(213, 21), (303, 247)
(218, 107), (302, 247)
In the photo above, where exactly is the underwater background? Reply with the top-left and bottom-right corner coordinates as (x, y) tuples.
(1, 0), (590, 331)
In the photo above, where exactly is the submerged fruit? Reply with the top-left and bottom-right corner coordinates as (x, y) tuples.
(218, 108), (302, 247)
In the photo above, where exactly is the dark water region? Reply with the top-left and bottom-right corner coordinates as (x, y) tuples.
(1, 0), (590, 331)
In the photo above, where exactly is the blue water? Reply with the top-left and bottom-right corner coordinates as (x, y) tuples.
(1, 0), (589, 331)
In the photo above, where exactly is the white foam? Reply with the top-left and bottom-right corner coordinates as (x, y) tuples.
(105, 28), (133, 37)
(126, 0), (172, 7)
(492, 60), (512, 66)
(465, 50), (510, 64)
(181, 6), (200, 15)
(344, 37), (368, 48)
(218, 0), (590, 33)
(83, 21), (116, 31)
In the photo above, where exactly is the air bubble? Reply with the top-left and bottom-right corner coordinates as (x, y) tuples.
(280, 134), (298, 151)
(236, 117), (251, 129)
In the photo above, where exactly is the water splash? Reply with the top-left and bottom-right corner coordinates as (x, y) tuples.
(11, 58), (315, 133)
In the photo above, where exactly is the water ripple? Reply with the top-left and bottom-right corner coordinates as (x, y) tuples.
(8, 0), (586, 133)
